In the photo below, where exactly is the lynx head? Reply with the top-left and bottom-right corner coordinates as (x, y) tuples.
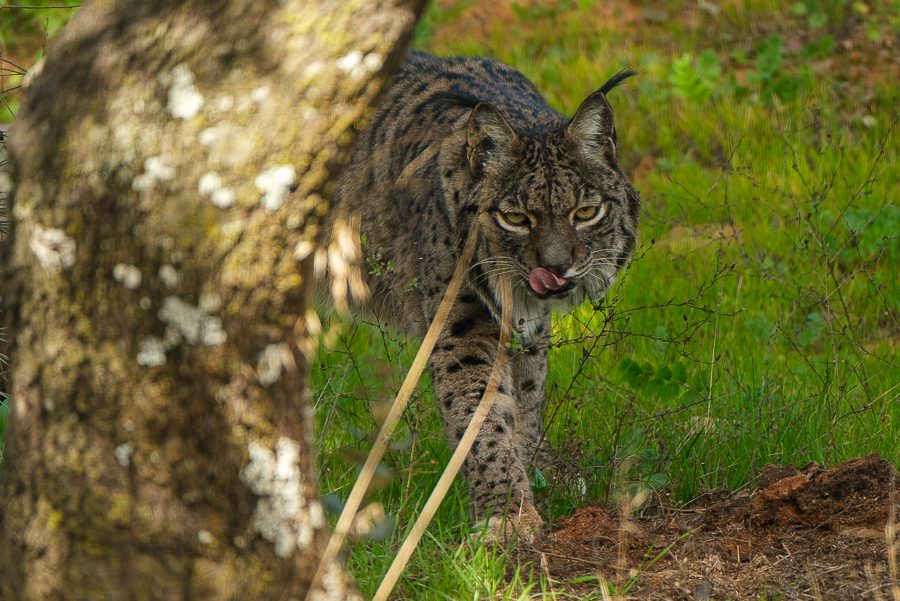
(461, 70), (641, 331)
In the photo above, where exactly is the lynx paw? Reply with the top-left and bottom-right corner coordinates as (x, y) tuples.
(471, 506), (543, 546)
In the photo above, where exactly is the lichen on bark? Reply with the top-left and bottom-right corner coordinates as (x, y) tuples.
(0, 0), (424, 598)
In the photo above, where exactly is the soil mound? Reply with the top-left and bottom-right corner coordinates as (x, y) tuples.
(533, 454), (899, 600)
(706, 453), (896, 532)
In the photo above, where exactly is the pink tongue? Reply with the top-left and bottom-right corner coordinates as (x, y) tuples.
(529, 268), (569, 294)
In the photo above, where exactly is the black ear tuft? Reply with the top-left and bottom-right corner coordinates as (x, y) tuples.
(466, 102), (517, 177)
(568, 68), (637, 163)
(599, 68), (639, 95)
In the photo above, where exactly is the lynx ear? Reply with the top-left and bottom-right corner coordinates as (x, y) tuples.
(466, 102), (517, 177)
(568, 68), (637, 164)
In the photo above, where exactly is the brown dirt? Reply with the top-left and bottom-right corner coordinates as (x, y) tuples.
(524, 454), (900, 599)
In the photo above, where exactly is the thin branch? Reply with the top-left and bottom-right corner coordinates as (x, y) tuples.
(0, 5), (81, 8)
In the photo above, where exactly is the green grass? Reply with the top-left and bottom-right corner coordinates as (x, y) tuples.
(2, 0), (899, 597)
(0, 0), (82, 122)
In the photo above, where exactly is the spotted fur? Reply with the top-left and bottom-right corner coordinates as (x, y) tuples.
(322, 50), (640, 538)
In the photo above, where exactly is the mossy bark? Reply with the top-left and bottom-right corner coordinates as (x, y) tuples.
(0, 0), (423, 598)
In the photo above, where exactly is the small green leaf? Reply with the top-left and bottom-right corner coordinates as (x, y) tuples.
(618, 358), (645, 388)
(671, 361), (688, 385)
(654, 365), (673, 382)
(669, 52), (712, 103)
(731, 49), (750, 65)
(659, 382), (681, 402)
(620, 428), (645, 450)
(530, 468), (548, 492)
(800, 36), (835, 60)
(852, 1), (870, 15)
(647, 473), (668, 490)
(696, 49), (722, 82)
(0, 98), (19, 124)
(808, 12), (828, 28)
(644, 379), (664, 399)
(641, 447), (660, 462)
(755, 34), (785, 79)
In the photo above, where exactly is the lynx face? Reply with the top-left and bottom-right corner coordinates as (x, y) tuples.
(457, 86), (640, 338)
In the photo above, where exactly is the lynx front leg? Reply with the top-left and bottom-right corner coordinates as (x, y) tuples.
(429, 312), (541, 543)
(510, 314), (552, 471)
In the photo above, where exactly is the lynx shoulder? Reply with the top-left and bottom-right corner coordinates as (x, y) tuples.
(322, 50), (640, 541)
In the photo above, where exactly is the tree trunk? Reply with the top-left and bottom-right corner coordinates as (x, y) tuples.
(0, 0), (423, 598)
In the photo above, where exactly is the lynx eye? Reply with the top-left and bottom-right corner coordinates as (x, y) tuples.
(574, 206), (599, 221)
(501, 211), (529, 226)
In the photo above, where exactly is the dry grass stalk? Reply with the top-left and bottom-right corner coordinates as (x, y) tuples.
(311, 146), (512, 599)
(372, 211), (514, 601)
(307, 141), (477, 599)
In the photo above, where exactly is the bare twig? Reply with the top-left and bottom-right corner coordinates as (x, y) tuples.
(0, 4), (81, 9)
